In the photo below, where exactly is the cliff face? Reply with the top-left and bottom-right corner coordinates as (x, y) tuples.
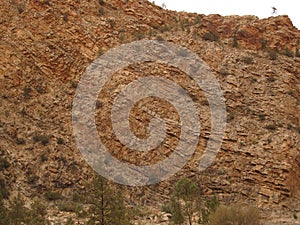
(0, 0), (300, 223)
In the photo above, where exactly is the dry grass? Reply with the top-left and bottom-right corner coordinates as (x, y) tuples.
(209, 203), (260, 225)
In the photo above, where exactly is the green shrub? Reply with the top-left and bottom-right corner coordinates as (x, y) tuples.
(108, 19), (115, 28)
(186, 26), (191, 34)
(0, 179), (9, 199)
(62, 13), (68, 22)
(161, 202), (172, 214)
(98, 0), (104, 5)
(265, 124), (277, 131)
(156, 35), (164, 41)
(241, 56), (254, 64)
(192, 29), (199, 38)
(65, 218), (75, 225)
(23, 86), (32, 99)
(148, 29), (153, 38)
(267, 76), (276, 82)
(7, 195), (28, 224)
(71, 80), (78, 88)
(219, 68), (229, 76)
(57, 201), (82, 213)
(119, 33), (125, 43)
(233, 36), (239, 48)
(1, 195), (49, 225)
(31, 199), (47, 216)
(180, 20), (185, 31)
(17, 4), (25, 14)
(193, 16), (201, 25)
(261, 39), (267, 49)
(40, 153), (48, 162)
(99, 6), (105, 15)
(57, 138), (64, 145)
(72, 191), (83, 202)
(258, 114), (266, 121)
(209, 203), (260, 225)
(296, 48), (300, 57)
(33, 134), (50, 146)
(135, 31), (145, 40)
(43, 0), (50, 5)
(26, 199), (50, 224)
(0, 197), (7, 224)
(45, 191), (63, 201)
(128, 206), (146, 219)
(27, 175), (39, 184)
(269, 50), (278, 60)
(16, 138), (25, 145)
(0, 158), (10, 171)
(159, 24), (169, 33)
(284, 47), (294, 58)
(202, 31), (219, 42)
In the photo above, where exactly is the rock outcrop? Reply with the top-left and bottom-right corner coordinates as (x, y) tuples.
(0, 0), (299, 223)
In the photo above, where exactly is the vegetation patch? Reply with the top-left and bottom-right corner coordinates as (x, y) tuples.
(0, 179), (9, 199)
(241, 56), (254, 64)
(33, 134), (50, 146)
(269, 50), (278, 60)
(0, 158), (10, 171)
(233, 36), (239, 48)
(264, 124), (277, 131)
(283, 47), (294, 57)
(202, 31), (220, 42)
(44, 191), (63, 201)
(208, 203), (260, 225)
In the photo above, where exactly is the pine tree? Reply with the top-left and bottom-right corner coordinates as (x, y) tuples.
(168, 178), (201, 225)
(85, 175), (130, 225)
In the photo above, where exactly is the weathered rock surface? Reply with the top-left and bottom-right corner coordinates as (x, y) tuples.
(0, 0), (299, 223)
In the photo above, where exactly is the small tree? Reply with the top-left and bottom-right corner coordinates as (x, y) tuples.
(168, 178), (201, 225)
(199, 195), (219, 224)
(84, 175), (130, 225)
(233, 36), (239, 48)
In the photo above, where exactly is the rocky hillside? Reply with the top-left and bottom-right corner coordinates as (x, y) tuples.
(0, 0), (300, 224)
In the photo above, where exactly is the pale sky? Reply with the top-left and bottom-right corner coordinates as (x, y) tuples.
(150, 0), (299, 29)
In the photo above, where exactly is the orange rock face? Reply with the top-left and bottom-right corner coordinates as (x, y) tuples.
(0, 0), (299, 223)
